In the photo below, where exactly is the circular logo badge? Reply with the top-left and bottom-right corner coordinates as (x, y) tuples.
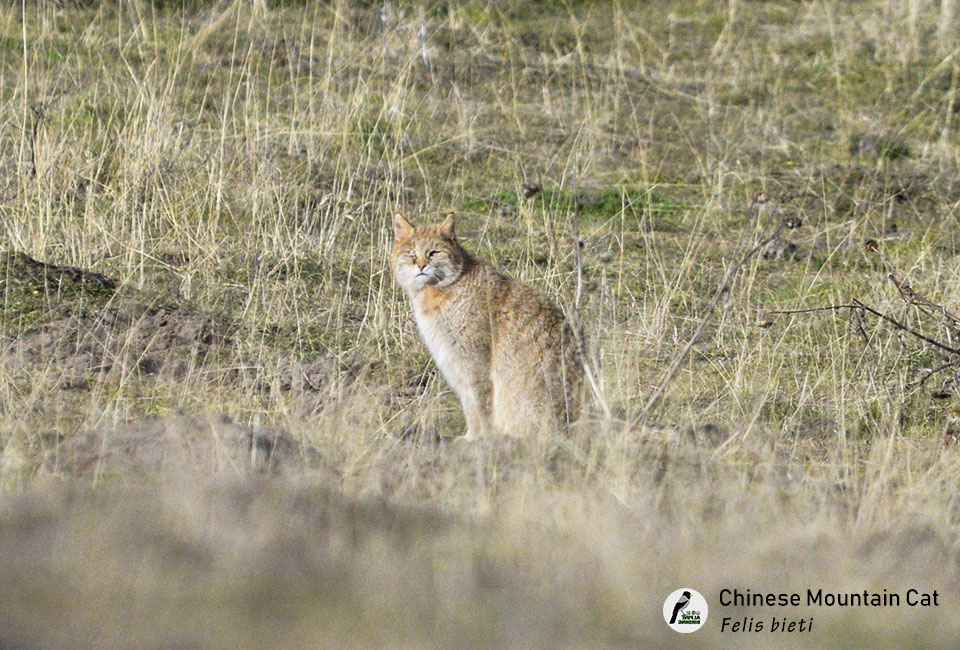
(663, 588), (708, 633)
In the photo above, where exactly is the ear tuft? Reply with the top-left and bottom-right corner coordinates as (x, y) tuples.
(438, 212), (456, 240)
(393, 213), (415, 242)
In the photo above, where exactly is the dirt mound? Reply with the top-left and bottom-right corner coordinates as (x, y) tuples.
(4, 303), (229, 385)
(43, 414), (306, 478)
(0, 250), (230, 384)
(1, 250), (117, 295)
(0, 251), (342, 397)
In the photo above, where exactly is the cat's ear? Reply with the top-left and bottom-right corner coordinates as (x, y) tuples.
(393, 213), (415, 242)
(438, 212), (456, 240)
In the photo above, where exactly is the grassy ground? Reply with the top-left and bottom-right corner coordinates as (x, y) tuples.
(2, 0), (960, 647)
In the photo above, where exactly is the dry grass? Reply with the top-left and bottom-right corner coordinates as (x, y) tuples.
(1, 0), (960, 647)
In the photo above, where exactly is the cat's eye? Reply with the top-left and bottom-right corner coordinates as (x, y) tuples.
(408, 250), (416, 258)
(428, 250), (439, 258)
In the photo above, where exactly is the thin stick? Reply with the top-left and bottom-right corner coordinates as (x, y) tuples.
(766, 304), (854, 316)
(851, 299), (960, 356)
(626, 214), (785, 431)
(888, 272), (960, 327)
(910, 361), (958, 390)
(1, 92), (64, 204)
(768, 301), (960, 356)
(566, 165), (612, 421)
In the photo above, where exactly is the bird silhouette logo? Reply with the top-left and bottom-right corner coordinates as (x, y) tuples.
(669, 591), (692, 624)
(663, 588), (708, 633)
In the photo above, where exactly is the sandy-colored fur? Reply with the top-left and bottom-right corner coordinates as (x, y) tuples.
(391, 213), (582, 439)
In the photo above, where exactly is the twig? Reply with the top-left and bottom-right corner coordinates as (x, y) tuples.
(888, 272), (960, 327)
(765, 304), (853, 316)
(0, 93), (64, 204)
(864, 242), (960, 336)
(778, 242), (960, 392)
(569, 181), (584, 313)
(851, 307), (870, 344)
(851, 299), (960, 356)
(909, 361), (958, 390)
(626, 209), (785, 431)
(565, 166), (612, 422)
(768, 301), (960, 356)
(27, 104), (42, 178)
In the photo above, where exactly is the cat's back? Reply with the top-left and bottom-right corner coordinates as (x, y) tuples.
(483, 268), (582, 434)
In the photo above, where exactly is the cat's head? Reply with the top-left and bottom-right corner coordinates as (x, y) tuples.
(391, 213), (467, 291)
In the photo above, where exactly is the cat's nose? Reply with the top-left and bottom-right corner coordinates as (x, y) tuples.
(416, 260), (428, 270)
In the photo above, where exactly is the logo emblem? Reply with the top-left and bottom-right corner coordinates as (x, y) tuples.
(663, 588), (708, 633)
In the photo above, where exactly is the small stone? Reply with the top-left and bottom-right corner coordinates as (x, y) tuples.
(521, 182), (542, 199)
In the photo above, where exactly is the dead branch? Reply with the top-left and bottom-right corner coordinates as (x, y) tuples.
(626, 205), (786, 431)
(852, 299), (960, 356)
(768, 301), (960, 357)
(565, 168), (612, 422)
(0, 92), (65, 204)
(888, 272), (960, 328)
(768, 241), (960, 392)
(907, 361), (958, 390)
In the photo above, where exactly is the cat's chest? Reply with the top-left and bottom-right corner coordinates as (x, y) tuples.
(411, 301), (460, 362)
(409, 295), (478, 392)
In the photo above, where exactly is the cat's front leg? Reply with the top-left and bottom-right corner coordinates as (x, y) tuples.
(458, 387), (493, 440)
